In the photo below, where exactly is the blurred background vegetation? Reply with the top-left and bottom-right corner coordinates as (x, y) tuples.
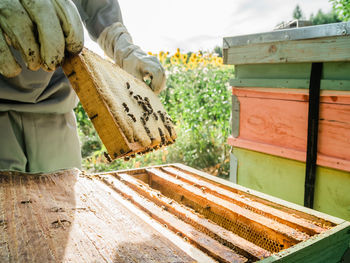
(75, 1), (349, 178)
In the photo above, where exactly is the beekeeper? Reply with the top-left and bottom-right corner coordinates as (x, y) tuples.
(0, 0), (165, 173)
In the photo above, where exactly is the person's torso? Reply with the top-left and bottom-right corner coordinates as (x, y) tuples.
(0, 48), (78, 114)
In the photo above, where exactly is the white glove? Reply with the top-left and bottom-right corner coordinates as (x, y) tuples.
(0, 0), (84, 78)
(97, 22), (166, 94)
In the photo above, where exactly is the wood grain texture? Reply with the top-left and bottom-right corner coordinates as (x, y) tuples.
(260, 222), (350, 263)
(230, 79), (350, 91)
(1, 164), (349, 262)
(230, 88), (350, 171)
(232, 62), (350, 91)
(146, 168), (310, 252)
(235, 62), (350, 80)
(116, 171), (271, 261)
(224, 36), (350, 65)
(171, 163), (343, 225)
(161, 166), (326, 236)
(100, 174), (248, 263)
(0, 170), (206, 263)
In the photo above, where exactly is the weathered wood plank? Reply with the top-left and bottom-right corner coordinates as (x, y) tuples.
(230, 88), (350, 171)
(93, 175), (217, 263)
(161, 166), (327, 235)
(260, 222), (350, 263)
(228, 136), (350, 172)
(171, 163), (342, 225)
(99, 174), (248, 263)
(235, 62), (350, 80)
(0, 170), (200, 263)
(224, 36), (350, 65)
(146, 168), (310, 252)
(114, 172), (271, 261)
(232, 87), (350, 103)
(232, 62), (350, 90)
(230, 79), (350, 91)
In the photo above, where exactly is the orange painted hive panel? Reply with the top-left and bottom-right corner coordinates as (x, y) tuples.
(228, 87), (350, 172)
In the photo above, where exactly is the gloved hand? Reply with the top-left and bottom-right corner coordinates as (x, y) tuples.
(0, 0), (84, 78)
(98, 22), (166, 94)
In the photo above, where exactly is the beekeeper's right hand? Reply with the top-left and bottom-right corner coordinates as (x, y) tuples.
(0, 0), (84, 78)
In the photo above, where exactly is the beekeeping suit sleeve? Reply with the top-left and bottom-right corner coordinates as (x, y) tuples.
(73, 0), (166, 94)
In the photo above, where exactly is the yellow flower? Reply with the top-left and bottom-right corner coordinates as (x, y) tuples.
(216, 57), (223, 65)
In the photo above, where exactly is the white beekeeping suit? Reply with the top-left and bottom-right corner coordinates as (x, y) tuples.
(0, 0), (166, 173)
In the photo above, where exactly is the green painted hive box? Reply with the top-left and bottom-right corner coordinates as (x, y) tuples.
(223, 22), (350, 221)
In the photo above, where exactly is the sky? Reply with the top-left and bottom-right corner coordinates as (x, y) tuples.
(85, 0), (334, 55)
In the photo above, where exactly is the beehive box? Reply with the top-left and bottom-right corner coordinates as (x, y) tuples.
(223, 22), (350, 221)
(1, 164), (349, 262)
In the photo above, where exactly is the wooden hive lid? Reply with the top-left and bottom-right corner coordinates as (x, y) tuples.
(223, 22), (350, 65)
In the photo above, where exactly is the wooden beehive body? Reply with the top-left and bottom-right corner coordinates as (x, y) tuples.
(223, 22), (350, 221)
(1, 164), (349, 262)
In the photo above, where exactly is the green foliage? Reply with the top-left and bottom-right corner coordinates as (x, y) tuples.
(289, 4), (342, 26)
(293, 5), (304, 20)
(75, 61), (234, 178)
(74, 103), (103, 158)
(330, 0), (350, 21)
(213, 46), (223, 57)
(310, 9), (342, 24)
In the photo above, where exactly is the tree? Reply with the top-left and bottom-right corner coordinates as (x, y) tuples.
(330, 0), (350, 21)
(293, 5), (304, 19)
(310, 9), (342, 25)
(213, 46), (223, 58)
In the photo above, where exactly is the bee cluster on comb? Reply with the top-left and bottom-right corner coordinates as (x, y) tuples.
(63, 48), (176, 161)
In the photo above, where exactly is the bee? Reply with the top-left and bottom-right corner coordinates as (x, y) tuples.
(126, 82), (130, 89)
(153, 113), (158, 120)
(140, 116), (146, 125)
(159, 112), (165, 122)
(165, 125), (172, 137)
(103, 152), (112, 162)
(90, 114), (98, 120)
(128, 113), (136, 122)
(158, 128), (166, 145)
(129, 91), (133, 96)
(144, 126), (151, 134)
(122, 103), (129, 112)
